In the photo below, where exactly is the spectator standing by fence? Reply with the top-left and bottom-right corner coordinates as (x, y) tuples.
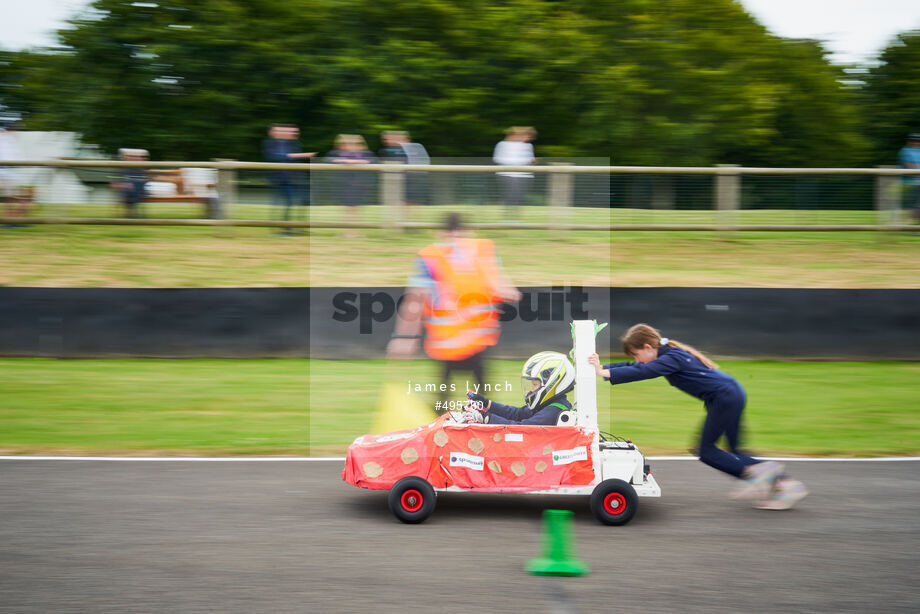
(110, 148), (149, 219)
(378, 130), (430, 206)
(262, 124), (315, 234)
(378, 130), (409, 163)
(493, 126), (536, 218)
(898, 132), (920, 223)
(325, 134), (375, 233)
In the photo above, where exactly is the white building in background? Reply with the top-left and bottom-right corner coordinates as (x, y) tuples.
(3, 131), (108, 205)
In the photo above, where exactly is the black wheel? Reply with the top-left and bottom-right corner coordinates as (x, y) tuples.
(388, 476), (437, 524)
(590, 479), (638, 526)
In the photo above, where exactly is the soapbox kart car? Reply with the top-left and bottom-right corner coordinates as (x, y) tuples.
(342, 320), (661, 525)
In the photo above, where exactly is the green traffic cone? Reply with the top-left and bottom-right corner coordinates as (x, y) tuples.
(525, 509), (590, 576)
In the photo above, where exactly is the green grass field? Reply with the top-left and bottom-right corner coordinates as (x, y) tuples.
(2, 358), (917, 457)
(1, 207), (918, 287)
(2, 206), (917, 458)
(28, 201), (899, 226)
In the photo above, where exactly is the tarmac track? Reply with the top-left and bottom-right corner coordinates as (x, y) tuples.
(0, 459), (917, 614)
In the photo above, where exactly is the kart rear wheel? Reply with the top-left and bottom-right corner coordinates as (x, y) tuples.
(590, 479), (638, 526)
(388, 476), (436, 524)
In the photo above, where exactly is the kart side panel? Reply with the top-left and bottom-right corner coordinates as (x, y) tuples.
(343, 415), (595, 491)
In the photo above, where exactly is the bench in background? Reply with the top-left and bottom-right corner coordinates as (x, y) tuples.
(142, 168), (223, 219)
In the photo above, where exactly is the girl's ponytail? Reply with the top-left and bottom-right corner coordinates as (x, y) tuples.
(622, 323), (719, 370)
(665, 339), (719, 370)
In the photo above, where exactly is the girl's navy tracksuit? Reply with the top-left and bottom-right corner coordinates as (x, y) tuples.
(602, 344), (759, 477)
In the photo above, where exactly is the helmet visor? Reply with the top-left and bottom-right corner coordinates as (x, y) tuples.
(522, 377), (542, 407)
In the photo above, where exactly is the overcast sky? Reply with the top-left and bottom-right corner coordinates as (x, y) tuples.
(1, 0), (920, 65)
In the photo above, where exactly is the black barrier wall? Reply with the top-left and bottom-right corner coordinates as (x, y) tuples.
(0, 287), (309, 357)
(610, 288), (920, 360)
(1, 287), (917, 359)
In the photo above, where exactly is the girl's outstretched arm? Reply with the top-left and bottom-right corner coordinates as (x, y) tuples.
(588, 353), (611, 379)
(604, 353), (683, 385)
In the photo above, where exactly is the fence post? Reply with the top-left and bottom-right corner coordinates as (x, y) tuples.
(651, 174), (674, 210)
(548, 162), (573, 229)
(380, 162), (405, 227)
(875, 165), (899, 227)
(548, 162), (574, 207)
(715, 164), (740, 231)
(213, 159), (237, 208)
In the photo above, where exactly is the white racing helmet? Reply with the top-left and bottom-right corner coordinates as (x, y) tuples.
(521, 351), (575, 410)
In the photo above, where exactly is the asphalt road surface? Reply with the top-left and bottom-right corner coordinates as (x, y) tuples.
(1, 459), (917, 614)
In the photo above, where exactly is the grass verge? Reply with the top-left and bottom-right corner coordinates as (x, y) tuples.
(1, 215), (918, 287)
(1, 358), (917, 457)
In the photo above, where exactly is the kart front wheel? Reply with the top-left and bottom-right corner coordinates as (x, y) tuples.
(388, 476), (436, 524)
(590, 479), (638, 526)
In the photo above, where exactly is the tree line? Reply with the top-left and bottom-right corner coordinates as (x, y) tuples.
(0, 0), (918, 167)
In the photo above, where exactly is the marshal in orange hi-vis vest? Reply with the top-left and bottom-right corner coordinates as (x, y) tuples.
(418, 238), (504, 361)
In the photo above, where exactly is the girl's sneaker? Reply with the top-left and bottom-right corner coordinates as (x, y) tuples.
(730, 461), (784, 500)
(753, 479), (809, 510)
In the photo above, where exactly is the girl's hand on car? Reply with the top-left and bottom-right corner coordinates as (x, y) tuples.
(587, 353), (603, 374)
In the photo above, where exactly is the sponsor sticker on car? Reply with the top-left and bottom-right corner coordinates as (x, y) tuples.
(552, 446), (588, 466)
(449, 452), (485, 471)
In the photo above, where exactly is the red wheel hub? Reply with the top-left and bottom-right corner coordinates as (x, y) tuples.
(400, 489), (424, 513)
(603, 492), (627, 515)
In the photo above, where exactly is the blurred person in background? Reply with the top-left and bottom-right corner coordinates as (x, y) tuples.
(589, 323), (809, 511)
(0, 121), (32, 228)
(324, 134), (375, 233)
(378, 130), (409, 163)
(493, 126), (536, 218)
(262, 124), (315, 235)
(897, 132), (920, 223)
(110, 148), (149, 219)
(402, 131), (431, 207)
(387, 212), (521, 406)
(378, 130), (430, 206)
